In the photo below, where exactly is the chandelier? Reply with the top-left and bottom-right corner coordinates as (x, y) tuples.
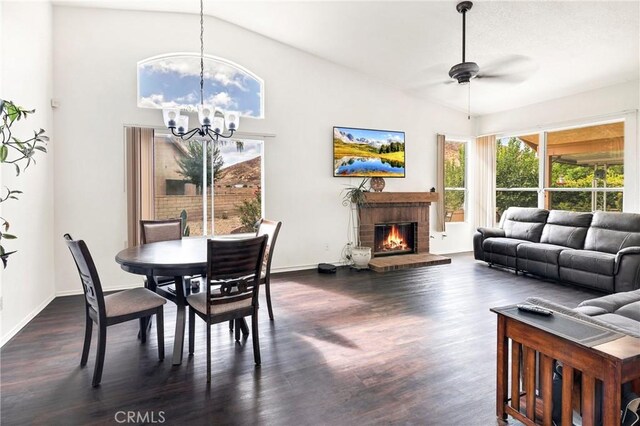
(162, 0), (239, 141)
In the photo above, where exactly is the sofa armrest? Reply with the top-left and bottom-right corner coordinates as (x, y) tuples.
(614, 246), (640, 292)
(477, 227), (505, 239)
(473, 227), (505, 261)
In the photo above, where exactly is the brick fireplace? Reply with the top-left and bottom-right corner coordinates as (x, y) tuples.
(358, 192), (451, 272)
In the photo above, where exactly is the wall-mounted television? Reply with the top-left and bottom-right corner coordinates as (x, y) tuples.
(333, 126), (405, 178)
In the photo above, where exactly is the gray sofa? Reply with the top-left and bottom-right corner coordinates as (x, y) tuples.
(474, 208), (640, 293)
(528, 289), (640, 338)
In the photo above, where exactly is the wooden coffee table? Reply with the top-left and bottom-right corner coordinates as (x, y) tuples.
(491, 305), (640, 426)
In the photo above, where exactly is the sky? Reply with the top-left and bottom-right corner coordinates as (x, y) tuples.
(336, 127), (405, 145)
(138, 55), (262, 118)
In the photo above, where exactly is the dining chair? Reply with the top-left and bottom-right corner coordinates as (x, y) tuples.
(256, 219), (282, 321)
(187, 235), (267, 382)
(228, 218), (282, 332)
(64, 234), (167, 387)
(140, 218), (183, 296)
(140, 219), (183, 245)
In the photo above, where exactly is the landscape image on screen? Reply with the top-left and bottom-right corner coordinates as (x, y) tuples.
(333, 127), (405, 177)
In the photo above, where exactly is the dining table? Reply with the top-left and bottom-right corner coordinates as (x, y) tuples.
(115, 236), (249, 365)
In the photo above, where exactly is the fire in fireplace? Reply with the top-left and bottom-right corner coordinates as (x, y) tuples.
(374, 222), (416, 256)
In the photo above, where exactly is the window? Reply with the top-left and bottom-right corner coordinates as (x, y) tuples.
(153, 133), (263, 235)
(444, 140), (466, 222)
(137, 54), (264, 118)
(495, 135), (540, 219)
(493, 122), (625, 216)
(545, 122), (624, 212)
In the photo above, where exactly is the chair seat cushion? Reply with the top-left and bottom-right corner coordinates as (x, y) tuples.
(558, 250), (616, 275)
(104, 287), (167, 318)
(483, 238), (530, 257)
(187, 292), (252, 316)
(516, 243), (569, 265)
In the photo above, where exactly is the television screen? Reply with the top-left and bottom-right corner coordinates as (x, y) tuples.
(333, 126), (405, 177)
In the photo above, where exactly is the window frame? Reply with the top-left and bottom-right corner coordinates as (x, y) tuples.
(150, 129), (265, 237)
(443, 138), (469, 224)
(137, 52), (265, 119)
(493, 118), (626, 214)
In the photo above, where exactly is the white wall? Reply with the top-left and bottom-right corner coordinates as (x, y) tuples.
(1, 1), (55, 345)
(477, 81), (640, 213)
(52, 6), (473, 295)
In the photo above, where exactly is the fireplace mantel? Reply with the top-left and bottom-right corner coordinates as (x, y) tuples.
(362, 192), (439, 204)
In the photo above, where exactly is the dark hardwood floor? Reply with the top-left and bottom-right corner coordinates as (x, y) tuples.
(1, 253), (601, 425)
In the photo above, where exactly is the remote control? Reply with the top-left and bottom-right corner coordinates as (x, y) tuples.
(517, 304), (553, 316)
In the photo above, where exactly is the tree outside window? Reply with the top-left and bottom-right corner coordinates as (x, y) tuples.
(444, 141), (466, 223)
(496, 136), (539, 220)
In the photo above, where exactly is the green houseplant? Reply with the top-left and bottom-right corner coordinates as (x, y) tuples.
(341, 178), (372, 269)
(0, 99), (49, 267)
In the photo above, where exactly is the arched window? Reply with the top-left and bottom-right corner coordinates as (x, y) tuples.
(137, 53), (264, 118)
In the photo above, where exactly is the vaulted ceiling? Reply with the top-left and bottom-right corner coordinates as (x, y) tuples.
(55, 0), (640, 116)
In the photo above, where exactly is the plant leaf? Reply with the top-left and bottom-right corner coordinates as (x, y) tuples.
(2, 233), (17, 239)
(7, 103), (20, 123)
(0, 145), (7, 162)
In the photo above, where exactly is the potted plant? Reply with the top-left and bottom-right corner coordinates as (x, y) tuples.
(0, 99), (48, 268)
(342, 178), (371, 269)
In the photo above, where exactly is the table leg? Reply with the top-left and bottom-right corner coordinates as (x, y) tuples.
(171, 276), (188, 365)
(602, 366), (622, 426)
(496, 315), (508, 422)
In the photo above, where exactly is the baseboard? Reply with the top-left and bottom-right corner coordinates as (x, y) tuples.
(1, 293), (56, 348)
(55, 261), (347, 297)
(272, 260), (347, 274)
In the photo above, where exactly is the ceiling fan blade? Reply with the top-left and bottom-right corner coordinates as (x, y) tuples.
(481, 54), (538, 76)
(475, 73), (528, 84)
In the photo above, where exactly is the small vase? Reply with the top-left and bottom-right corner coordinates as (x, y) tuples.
(370, 177), (385, 192)
(351, 246), (372, 269)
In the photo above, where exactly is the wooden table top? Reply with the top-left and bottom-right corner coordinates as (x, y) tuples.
(115, 235), (250, 276)
(492, 305), (640, 362)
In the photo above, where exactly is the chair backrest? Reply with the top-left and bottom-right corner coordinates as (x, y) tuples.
(140, 219), (182, 244)
(256, 219), (282, 276)
(205, 235), (268, 315)
(64, 234), (106, 318)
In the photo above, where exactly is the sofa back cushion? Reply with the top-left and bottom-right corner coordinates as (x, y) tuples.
(499, 207), (549, 242)
(540, 210), (593, 249)
(584, 211), (640, 254)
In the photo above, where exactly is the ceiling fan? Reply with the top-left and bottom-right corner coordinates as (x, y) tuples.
(449, 1), (533, 85)
(449, 1), (479, 84)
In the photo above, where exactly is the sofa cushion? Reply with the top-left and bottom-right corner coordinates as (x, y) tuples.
(516, 243), (568, 265)
(616, 301), (640, 322)
(577, 288), (640, 311)
(584, 211), (640, 254)
(483, 237), (530, 257)
(558, 249), (616, 275)
(540, 210), (592, 249)
(592, 313), (640, 335)
(500, 208), (549, 242)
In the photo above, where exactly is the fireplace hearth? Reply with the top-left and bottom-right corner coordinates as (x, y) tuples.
(374, 222), (416, 256)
